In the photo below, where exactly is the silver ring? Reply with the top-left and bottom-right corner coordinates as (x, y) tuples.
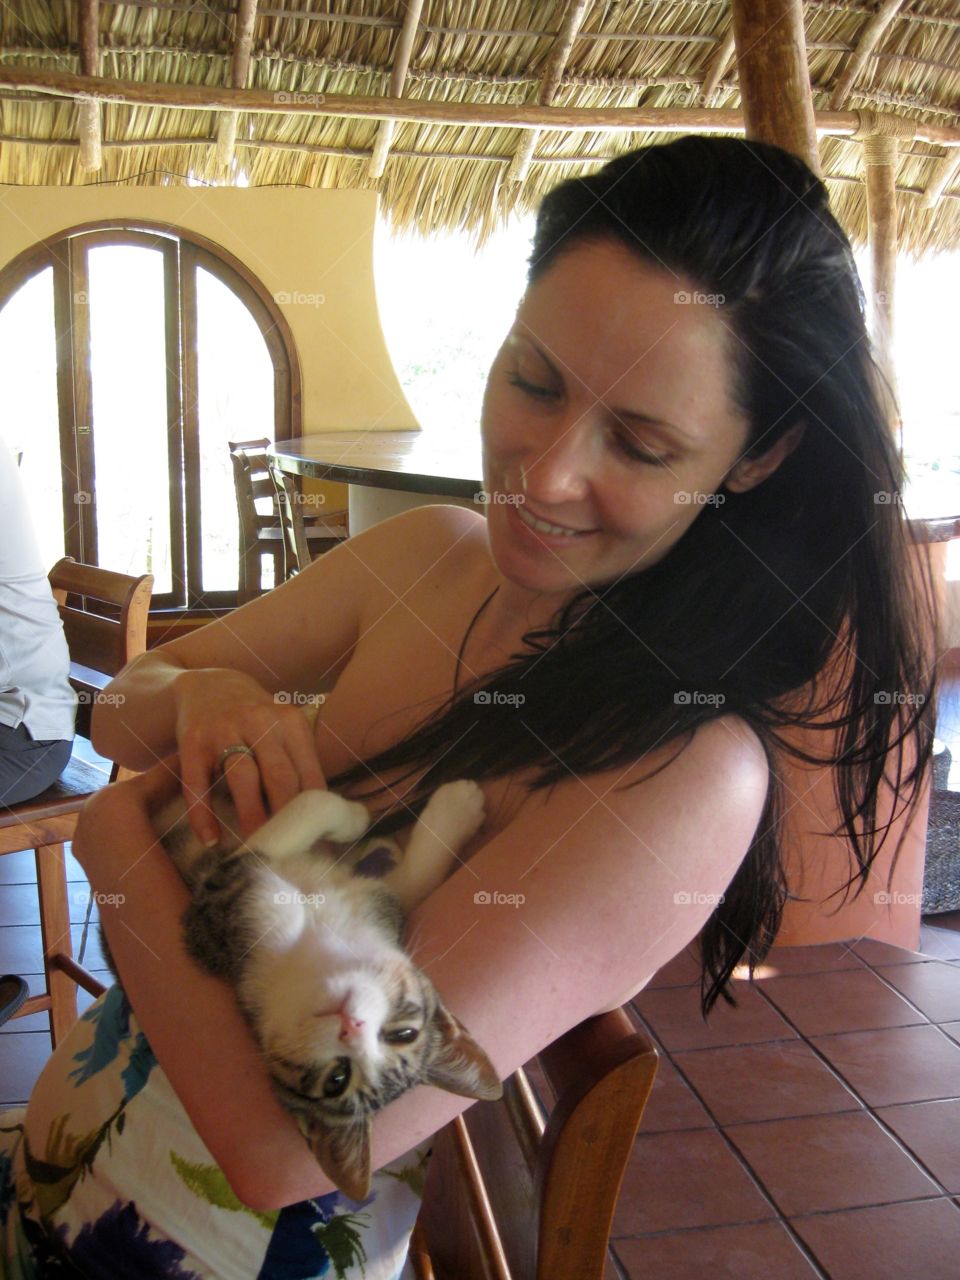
(216, 743), (254, 773)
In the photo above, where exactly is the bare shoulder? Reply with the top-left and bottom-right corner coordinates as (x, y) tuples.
(355, 503), (488, 601)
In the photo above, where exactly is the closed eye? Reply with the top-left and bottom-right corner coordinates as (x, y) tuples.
(613, 432), (670, 467)
(507, 373), (559, 401)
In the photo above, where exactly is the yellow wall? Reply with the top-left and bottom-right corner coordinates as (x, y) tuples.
(0, 186), (418, 434)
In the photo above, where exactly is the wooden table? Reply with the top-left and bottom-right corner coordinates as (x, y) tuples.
(270, 430), (483, 532)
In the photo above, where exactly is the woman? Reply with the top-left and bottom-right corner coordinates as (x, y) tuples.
(1, 136), (937, 1277)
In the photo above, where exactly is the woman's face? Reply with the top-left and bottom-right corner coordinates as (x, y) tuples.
(481, 240), (754, 598)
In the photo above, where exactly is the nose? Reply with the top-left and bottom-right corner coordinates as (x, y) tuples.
(339, 1007), (365, 1044)
(521, 418), (594, 506)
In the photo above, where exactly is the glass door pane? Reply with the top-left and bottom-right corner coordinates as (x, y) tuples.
(195, 264), (275, 594)
(0, 267), (65, 570)
(87, 243), (173, 591)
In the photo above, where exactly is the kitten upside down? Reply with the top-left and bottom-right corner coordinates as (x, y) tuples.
(102, 780), (502, 1201)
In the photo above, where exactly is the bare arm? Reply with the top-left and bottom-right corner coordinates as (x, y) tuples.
(75, 717), (768, 1213)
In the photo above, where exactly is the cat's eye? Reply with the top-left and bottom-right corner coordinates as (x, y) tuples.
(383, 1027), (419, 1045)
(323, 1057), (352, 1098)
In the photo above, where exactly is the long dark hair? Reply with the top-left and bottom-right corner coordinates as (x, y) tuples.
(329, 136), (939, 1016)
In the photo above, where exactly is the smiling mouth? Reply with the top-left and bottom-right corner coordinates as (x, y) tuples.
(515, 502), (596, 538)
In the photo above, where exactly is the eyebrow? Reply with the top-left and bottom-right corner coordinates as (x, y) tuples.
(509, 332), (695, 444)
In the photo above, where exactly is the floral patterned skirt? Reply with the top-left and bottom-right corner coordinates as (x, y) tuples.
(0, 986), (431, 1279)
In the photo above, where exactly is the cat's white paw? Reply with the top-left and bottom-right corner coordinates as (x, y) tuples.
(420, 780), (486, 848)
(326, 797), (373, 844)
(254, 791), (370, 860)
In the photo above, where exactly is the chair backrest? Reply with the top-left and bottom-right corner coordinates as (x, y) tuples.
(48, 558), (154, 740)
(410, 1007), (658, 1280)
(268, 459), (313, 578)
(228, 437), (280, 541)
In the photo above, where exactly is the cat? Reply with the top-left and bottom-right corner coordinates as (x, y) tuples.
(102, 779), (502, 1201)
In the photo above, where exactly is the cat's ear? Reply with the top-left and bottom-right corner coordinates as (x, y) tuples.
(423, 1002), (503, 1102)
(297, 1112), (373, 1203)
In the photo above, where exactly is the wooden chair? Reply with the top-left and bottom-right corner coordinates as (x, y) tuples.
(408, 1007), (658, 1280)
(0, 558), (154, 1045)
(268, 458), (349, 579)
(229, 438), (349, 602)
(229, 437), (287, 605)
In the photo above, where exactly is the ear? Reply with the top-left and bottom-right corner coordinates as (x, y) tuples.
(723, 422), (805, 494)
(298, 1111), (373, 1203)
(422, 1002), (504, 1102)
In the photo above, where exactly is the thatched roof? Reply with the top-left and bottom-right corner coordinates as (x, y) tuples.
(0, 1), (958, 255)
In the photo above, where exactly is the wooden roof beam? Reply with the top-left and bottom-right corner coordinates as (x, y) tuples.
(504, 0), (591, 186)
(78, 0), (101, 170)
(3, 68), (958, 147)
(367, 0), (424, 180)
(216, 0), (258, 170)
(828, 0), (906, 111)
(920, 151), (960, 209)
(700, 27), (735, 106)
(732, 0), (821, 176)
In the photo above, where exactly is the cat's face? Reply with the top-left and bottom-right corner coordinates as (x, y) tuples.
(249, 946), (501, 1201)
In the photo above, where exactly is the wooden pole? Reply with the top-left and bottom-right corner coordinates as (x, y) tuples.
(77, 0), (101, 171)
(920, 151), (960, 209)
(503, 0), (590, 186)
(1, 68), (957, 146)
(216, 0), (258, 169)
(731, 0), (821, 175)
(828, 0), (906, 111)
(863, 131), (901, 418)
(367, 0), (424, 180)
(700, 28), (735, 105)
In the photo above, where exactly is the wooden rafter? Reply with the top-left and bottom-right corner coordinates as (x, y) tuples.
(700, 27), (735, 105)
(2, 67), (958, 146)
(216, 0), (258, 170)
(920, 150), (960, 208)
(77, 0), (101, 170)
(828, 0), (906, 110)
(504, 0), (591, 186)
(367, 0), (425, 180)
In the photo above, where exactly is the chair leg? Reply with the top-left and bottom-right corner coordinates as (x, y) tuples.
(35, 842), (78, 1047)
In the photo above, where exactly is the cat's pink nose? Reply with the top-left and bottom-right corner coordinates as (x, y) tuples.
(339, 1011), (365, 1042)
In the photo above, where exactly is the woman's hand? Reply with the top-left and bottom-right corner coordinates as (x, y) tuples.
(172, 669), (326, 844)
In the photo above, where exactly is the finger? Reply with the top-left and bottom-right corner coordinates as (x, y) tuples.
(248, 738), (302, 818)
(221, 752), (270, 836)
(180, 750), (223, 847)
(283, 715), (327, 793)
